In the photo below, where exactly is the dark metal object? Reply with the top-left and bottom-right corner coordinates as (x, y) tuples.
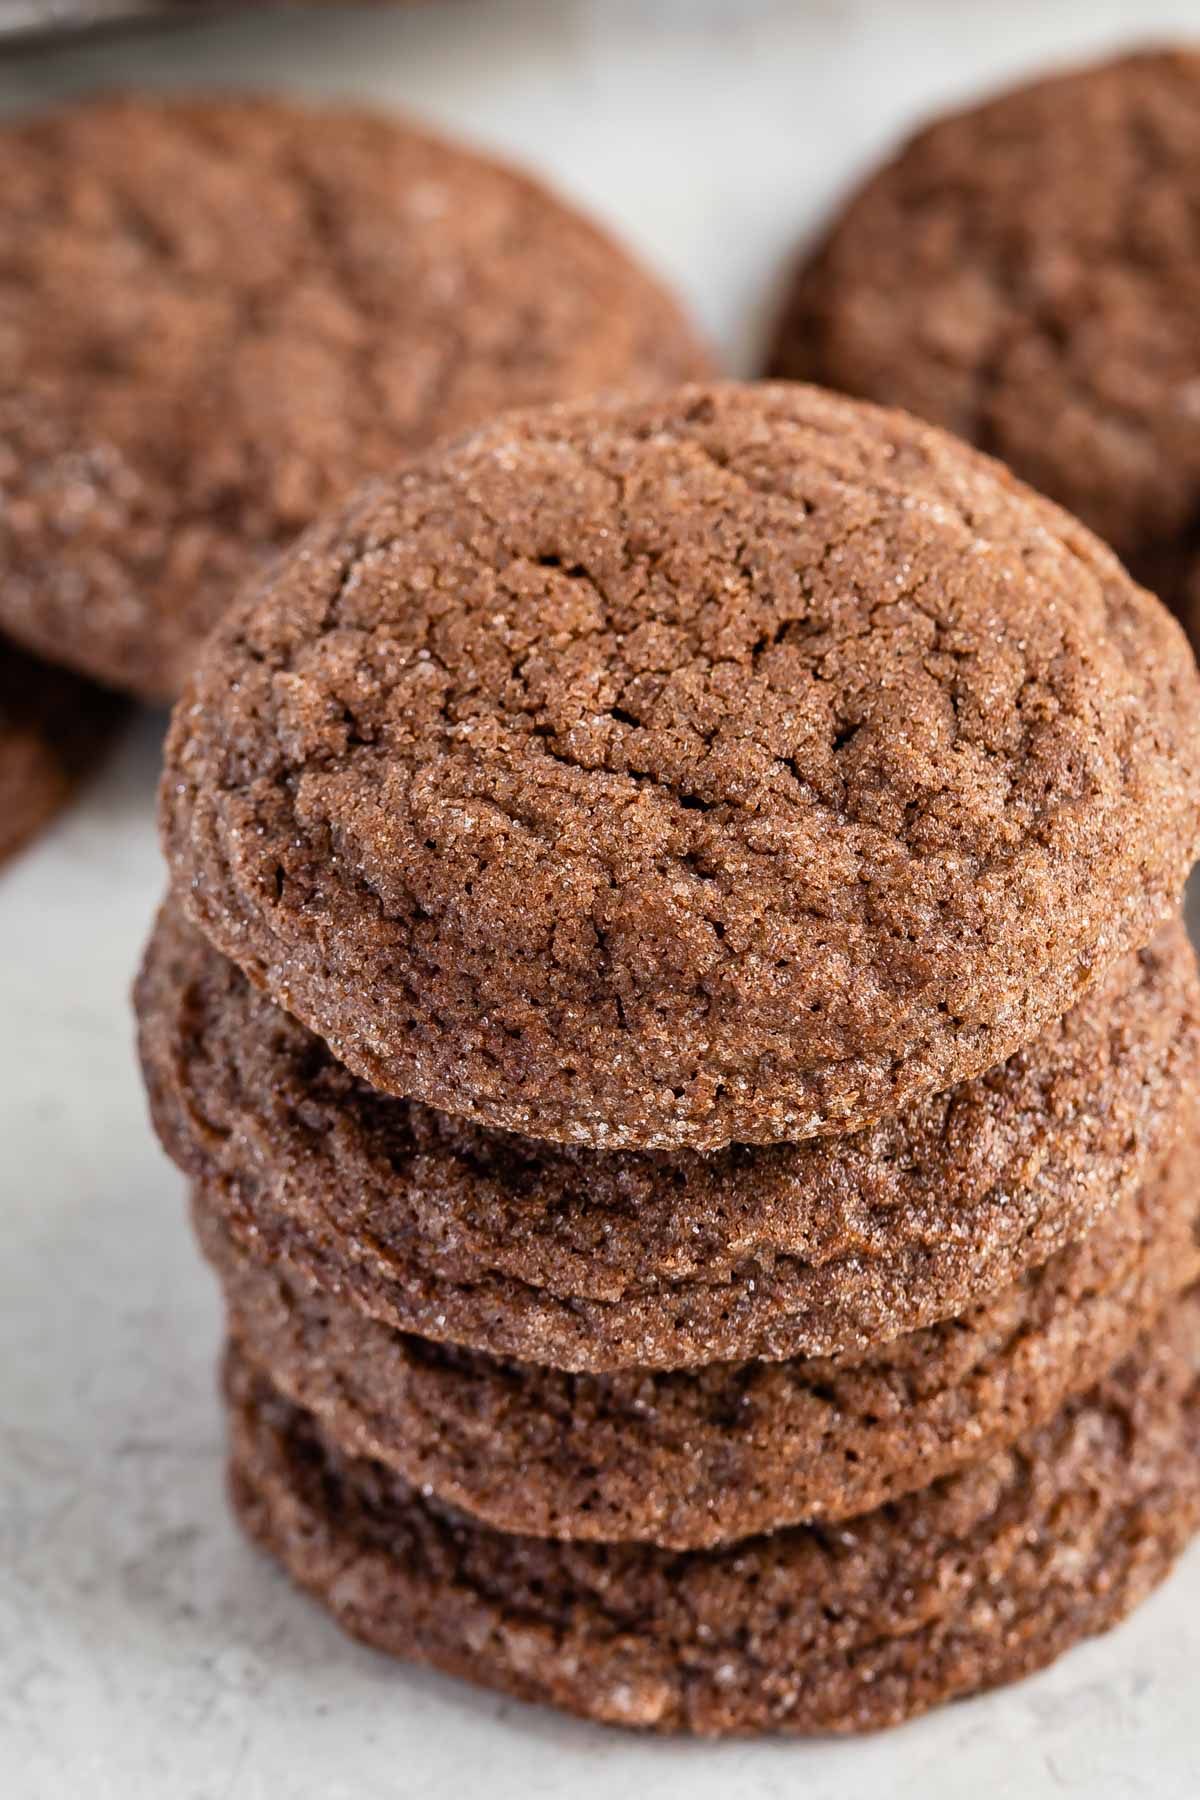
(0, 0), (254, 44)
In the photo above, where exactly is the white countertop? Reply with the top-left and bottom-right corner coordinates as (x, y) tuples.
(3, 4), (1200, 1796)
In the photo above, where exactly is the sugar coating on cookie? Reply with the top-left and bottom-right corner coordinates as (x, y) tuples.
(0, 95), (711, 701)
(770, 49), (1200, 617)
(161, 382), (1200, 1149)
(137, 906), (1200, 1367)
(225, 1300), (1200, 1736)
(204, 1148), (1199, 1548)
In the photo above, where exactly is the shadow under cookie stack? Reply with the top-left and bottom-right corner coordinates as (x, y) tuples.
(136, 382), (1200, 1737)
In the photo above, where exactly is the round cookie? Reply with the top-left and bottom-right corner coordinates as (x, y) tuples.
(160, 383), (1200, 1150)
(0, 639), (123, 866)
(226, 1297), (1200, 1737)
(769, 49), (1200, 619)
(203, 1149), (1199, 1549)
(137, 904), (1200, 1369)
(0, 95), (710, 702)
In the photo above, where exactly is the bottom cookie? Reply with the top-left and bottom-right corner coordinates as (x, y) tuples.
(226, 1297), (1200, 1737)
(0, 640), (124, 866)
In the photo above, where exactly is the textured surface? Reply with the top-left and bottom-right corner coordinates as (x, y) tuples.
(0, 93), (710, 702)
(10, 5), (1200, 1795)
(227, 1297), (1200, 1737)
(769, 49), (1200, 620)
(138, 906), (1200, 1368)
(204, 1151), (1200, 1548)
(160, 381), (1200, 1149)
(0, 638), (123, 866)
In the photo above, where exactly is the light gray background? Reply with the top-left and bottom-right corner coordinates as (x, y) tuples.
(2, 4), (1199, 1796)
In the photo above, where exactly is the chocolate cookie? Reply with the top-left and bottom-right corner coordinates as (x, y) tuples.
(0, 95), (710, 702)
(769, 50), (1200, 619)
(159, 383), (1200, 1150)
(203, 1148), (1199, 1548)
(0, 638), (123, 866)
(226, 1296), (1200, 1736)
(137, 904), (1200, 1368)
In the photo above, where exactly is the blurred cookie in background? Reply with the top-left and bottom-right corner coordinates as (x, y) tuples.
(769, 49), (1200, 627)
(0, 94), (712, 701)
(0, 639), (124, 867)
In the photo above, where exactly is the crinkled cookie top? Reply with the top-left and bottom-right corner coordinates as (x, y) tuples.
(162, 381), (1200, 1148)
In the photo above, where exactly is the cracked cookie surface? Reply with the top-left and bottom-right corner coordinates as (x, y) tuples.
(0, 95), (710, 701)
(225, 1295), (1200, 1736)
(769, 49), (1200, 620)
(160, 382), (1200, 1147)
(138, 906), (1200, 1368)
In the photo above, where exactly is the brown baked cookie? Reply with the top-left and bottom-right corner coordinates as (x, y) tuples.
(0, 638), (123, 866)
(226, 1296), (1200, 1736)
(137, 904), (1200, 1368)
(159, 383), (1200, 1150)
(0, 95), (710, 702)
(202, 1147), (1199, 1549)
(769, 50), (1200, 621)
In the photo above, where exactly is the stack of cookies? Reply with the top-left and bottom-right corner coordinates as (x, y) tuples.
(137, 382), (1200, 1736)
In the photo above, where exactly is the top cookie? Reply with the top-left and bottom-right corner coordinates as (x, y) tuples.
(0, 94), (710, 702)
(769, 49), (1200, 618)
(161, 382), (1200, 1150)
